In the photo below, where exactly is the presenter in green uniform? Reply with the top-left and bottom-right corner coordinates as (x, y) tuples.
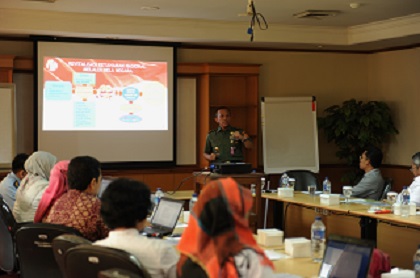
(203, 106), (252, 163)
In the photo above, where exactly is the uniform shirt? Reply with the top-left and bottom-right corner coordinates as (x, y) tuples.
(408, 176), (420, 206)
(43, 189), (109, 241)
(94, 228), (179, 278)
(351, 168), (384, 200)
(204, 126), (249, 163)
(0, 172), (20, 209)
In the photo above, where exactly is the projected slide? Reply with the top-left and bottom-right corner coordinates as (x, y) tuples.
(42, 57), (168, 131)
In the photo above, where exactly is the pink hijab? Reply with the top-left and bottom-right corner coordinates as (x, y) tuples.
(34, 160), (70, 223)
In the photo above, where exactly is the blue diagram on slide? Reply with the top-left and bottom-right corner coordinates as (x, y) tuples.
(120, 87), (142, 123)
(45, 81), (72, 100)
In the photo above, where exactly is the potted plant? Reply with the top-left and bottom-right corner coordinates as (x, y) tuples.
(318, 99), (399, 183)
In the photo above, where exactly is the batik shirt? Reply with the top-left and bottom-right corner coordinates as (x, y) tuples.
(43, 189), (109, 241)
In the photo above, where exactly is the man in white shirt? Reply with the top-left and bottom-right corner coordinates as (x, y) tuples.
(408, 152), (420, 206)
(94, 178), (178, 278)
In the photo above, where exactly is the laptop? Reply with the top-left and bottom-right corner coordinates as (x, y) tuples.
(97, 177), (115, 198)
(142, 197), (184, 237)
(319, 235), (375, 278)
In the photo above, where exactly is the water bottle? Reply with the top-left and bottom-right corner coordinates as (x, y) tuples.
(401, 186), (410, 217)
(311, 216), (326, 262)
(414, 244), (420, 278)
(189, 193), (198, 212)
(323, 177), (331, 194)
(155, 188), (165, 207)
(280, 173), (289, 188)
(260, 177), (266, 193)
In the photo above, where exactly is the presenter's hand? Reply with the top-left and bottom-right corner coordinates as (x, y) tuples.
(209, 153), (216, 161)
(234, 131), (244, 140)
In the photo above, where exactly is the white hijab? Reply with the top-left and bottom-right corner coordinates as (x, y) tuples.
(13, 151), (57, 222)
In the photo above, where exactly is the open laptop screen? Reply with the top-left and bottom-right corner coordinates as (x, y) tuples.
(319, 235), (374, 278)
(152, 198), (184, 228)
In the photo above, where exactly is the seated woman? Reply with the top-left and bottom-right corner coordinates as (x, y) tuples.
(34, 160), (69, 223)
(177, 177), (274, 278)
(43, 156), (108, 241)
(13, 151), (57, 223)
(94, 178), (179, 278)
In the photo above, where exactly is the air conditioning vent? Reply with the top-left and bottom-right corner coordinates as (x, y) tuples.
(23, 0), (57, 3)
(293, 10), (339, 19)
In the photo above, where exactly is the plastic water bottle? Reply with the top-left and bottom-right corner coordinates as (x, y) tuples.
(155, 188), (165, 207)
(401, 186), (410, 217)
(414, 244), (420, 278)
(189, 193), (198, 212)
(280, 173), (289, 188)
(323, 177), (331, 194)
(311, 216), (326, 262)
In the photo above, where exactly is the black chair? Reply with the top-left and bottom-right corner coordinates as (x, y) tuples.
(15, 223), (82, 278)
(52, 234), (92, 278)
(0, 195), (17, 273)
(64, 245), (151, 278)
(380, 178), (393, 201)
(286, 170), (319, 191)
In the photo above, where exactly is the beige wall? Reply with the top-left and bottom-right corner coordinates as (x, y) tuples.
(3, 40), (419, 166)
(367, 47), (420, 165)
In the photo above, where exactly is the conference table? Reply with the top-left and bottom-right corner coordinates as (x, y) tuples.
(263, 191), (420, 269)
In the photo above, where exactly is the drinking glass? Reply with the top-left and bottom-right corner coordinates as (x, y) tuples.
(343, 186), (353, 203)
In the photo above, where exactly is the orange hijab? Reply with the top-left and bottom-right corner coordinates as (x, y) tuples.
(177, 177), (273, 278)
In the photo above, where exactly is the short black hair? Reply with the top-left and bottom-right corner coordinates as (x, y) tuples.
(412, 152), (420, 168)
(100, 178), (151, 229)
(214, 106), (231, 118)
(67, 156), (101, 191)
(12, 153), (29, 173)
(364, 146), (383, 168)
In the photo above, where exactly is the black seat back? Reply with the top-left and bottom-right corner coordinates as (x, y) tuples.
(64, 245), (151, 278)
(286, 170), (319, 191)
(0, 195), (16, 273)
(52, 234), (92, 278)
(16, 223), (82, 278)
(380, 178), (393, 201)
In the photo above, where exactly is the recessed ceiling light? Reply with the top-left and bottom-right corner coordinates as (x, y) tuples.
(140, 6), (160, 11)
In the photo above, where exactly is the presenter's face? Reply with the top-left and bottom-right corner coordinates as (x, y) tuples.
(215, 109), (231, 129)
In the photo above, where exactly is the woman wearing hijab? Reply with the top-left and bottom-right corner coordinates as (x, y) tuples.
(177, 177), (274, 278)
(34, 160), (69, 223)
(13, 151), (57, 223)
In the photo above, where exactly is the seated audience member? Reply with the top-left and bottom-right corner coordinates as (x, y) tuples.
(177, 177), (274, 278)
(407, 152), (420, 206)
(95, 178), (179, 278)
(351, 146), (384, 200)
(13, 151), (57, 222)
(34, 160), (70, 223)
(0, 153), (29, 209)
(43, 156), (108, 241)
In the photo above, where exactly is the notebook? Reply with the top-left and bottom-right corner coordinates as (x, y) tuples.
(319, 235), (375, 278)
(143, 197), (185, 237)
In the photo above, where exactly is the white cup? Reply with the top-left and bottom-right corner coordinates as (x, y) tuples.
(183, 211), (190, 223)
(393, 203), (401, 215)
(387, 192), (398, 203)
(410, 202), (417, 216)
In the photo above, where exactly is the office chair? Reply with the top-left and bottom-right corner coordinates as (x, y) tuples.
(0, 195), (17, 273)
(64, 245), (151, 278)
(52, 234), (92, 278)
(380, 178), (393, 201)
(15, 223), (82, 278)
(286, 170), (319, 191)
